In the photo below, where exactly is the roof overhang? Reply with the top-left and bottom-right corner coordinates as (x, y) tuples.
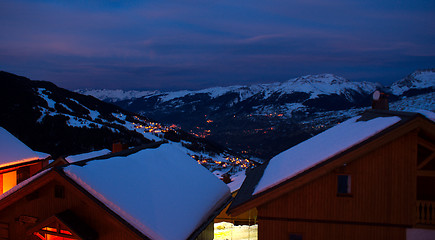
(0, 157), (50, 174)
(228, 113), (435, 216)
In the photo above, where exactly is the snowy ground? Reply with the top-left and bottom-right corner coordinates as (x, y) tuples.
(214, 222), (258, 240)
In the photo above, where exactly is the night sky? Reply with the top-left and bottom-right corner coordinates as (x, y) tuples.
(1, 0), (434, 90)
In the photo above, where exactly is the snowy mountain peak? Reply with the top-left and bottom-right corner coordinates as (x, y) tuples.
(279, 74), (379, 98)
(75, 89), (160, 102)
(391, 69), (435, 95)
(289, 73), (349, 85)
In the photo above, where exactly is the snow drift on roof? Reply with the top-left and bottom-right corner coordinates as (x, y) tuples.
(227, 170), (247, 193)
(64, 143), (230, 240)
(0, 127), (48, 168)
(66, 149), (111, 163)
(254, 116), (401, 195)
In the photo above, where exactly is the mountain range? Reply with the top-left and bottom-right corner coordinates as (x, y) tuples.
(0, 71), (254, 179)
(78, 70), (435, 159)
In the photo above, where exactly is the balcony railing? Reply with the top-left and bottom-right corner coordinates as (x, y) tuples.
(417, 201), (435, 226)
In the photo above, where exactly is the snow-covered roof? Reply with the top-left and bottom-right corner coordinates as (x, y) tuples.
(227, 170), (247, 192)
(254, 115), (401, 194)
(65, 149), (111, 163)
(228, 110), (434, 215)
(0, 127), (48, 168)
(64, 143), (231, 240)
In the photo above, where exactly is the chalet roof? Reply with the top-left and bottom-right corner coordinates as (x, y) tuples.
(228, 109), (435, 215)
(63, 142), (231, 240)
(0, 142), (231, 240)
(0, 126), (49, 169)
(65, 149), (111, 163)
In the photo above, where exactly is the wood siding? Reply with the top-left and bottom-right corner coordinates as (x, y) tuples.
(0, 160), (48, 194)
(256, 131), (418, 240)
(216, 192), (258, 225)
(0, 173), (145, 240)
(257, 219), (405, 240)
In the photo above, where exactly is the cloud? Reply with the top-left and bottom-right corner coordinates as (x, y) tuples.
(0, 0), (434, 90)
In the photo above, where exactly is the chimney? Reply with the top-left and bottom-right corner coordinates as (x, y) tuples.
(112, 141), (128, 153)
(371, 90), (389, 110)
(221, 173), (232, 184)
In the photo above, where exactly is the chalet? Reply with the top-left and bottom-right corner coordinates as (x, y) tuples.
(215, 171), (257, 226)
(0, 127), (50, 194)
(227, 110), (435, 240)
(0, 142), (231, 240)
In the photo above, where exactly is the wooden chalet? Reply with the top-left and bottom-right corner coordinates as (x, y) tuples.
(227, 110), (435, 240)
(215, 172), (257, 225)
(0, 127), (50, 195)
(0, 142), (231, 240)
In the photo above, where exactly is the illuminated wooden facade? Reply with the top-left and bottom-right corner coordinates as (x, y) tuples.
(0, 142), (229, 240)
(0, 159), (49, 194)
(215, 190), (258, 225)
(0, 126), (50, 194)
(0, 167), (220, 240)
(228, 111), (435, 240)
(0, 169), (144, 240)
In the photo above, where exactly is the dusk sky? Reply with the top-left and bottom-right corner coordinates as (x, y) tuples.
(1, 0), (434, 91)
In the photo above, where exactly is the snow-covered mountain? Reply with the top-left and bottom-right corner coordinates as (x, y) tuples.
(79, 73), (381, 104)
(390, 69), (435, 96)
(78, 70), (434, 159)
(0, 71), (255, 178)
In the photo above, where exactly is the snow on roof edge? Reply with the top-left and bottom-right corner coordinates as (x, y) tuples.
(416, 109), (435, 122)
(0, 126), (50, 168)
(65, 149), (111, 163)
(0, 168), (51, 202)
(64, 169), (162, 240)
(63, 143), (231, 240)
(253, 116), (402, 195)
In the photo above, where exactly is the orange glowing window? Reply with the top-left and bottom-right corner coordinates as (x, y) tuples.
(28, 211), (97, 240)
(32, 221), (79, 240)
(34, 227), (76, 240)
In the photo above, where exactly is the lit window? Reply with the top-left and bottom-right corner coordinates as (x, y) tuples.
(2, 171), (17, 193)
(35, 227), (74, 240)
(337, 175), (351, 195)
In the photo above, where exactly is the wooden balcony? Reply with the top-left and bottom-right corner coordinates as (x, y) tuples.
(416, 201), (435, 227)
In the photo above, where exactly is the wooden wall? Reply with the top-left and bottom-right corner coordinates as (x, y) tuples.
(216, 192), (258, 225)
(256, 131), (418, 240)
(257, 220), (405, 240)
(0, 160), (48, 194)
(0, 173), (145, 240)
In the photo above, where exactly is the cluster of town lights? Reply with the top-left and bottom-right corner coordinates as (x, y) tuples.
(132, 116), (180, 134)
(190, 155), (252, 169)
(129, 116), (253, 170)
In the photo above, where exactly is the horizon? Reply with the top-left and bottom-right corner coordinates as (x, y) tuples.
(74, 70), (429, 92)
(1, 0), (434, 91)
(4, 69), (432, 93)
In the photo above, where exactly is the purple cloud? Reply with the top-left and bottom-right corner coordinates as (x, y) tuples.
(0, 0), (434, 90)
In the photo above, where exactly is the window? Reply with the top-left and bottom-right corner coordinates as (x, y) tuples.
(337, 175), (351, 195)
(289, 233), (303, 240)
(54, 185), (65, 199)
(33, 226), (75, 240)
(28, 211), (97, 240)
(2, 171), (17, 193)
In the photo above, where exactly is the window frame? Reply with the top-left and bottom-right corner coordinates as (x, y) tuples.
(336, 174), (352, 197)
